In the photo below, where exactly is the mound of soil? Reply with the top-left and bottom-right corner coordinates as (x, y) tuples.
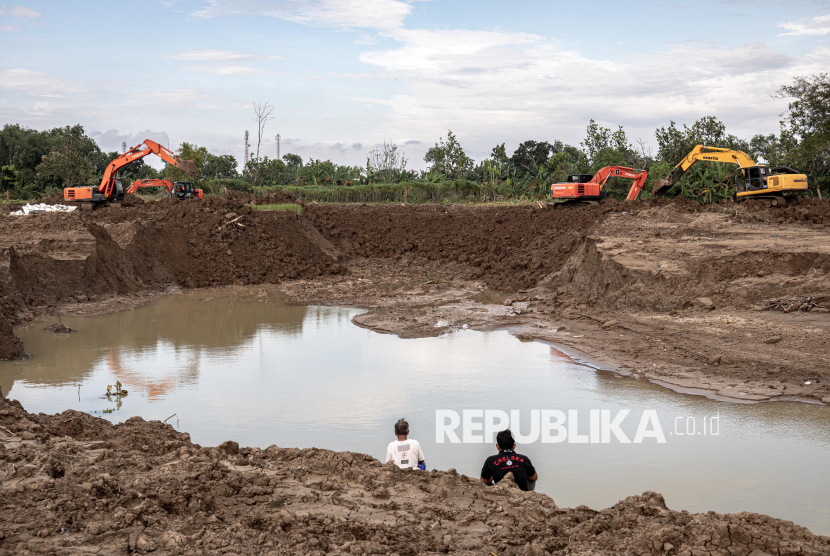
(120, 193), (144, 207)
(254, 190), (299, 205)
(95, 193), (338, 288)
(304, 203), (612, 291)
(1, 395), (828, 556)
(44, 323), (74, 333)
(733, 198), (830, 227)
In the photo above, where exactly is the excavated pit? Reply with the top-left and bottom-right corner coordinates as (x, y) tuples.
(1, 195), (830, 403)
(3, 194), (830, 551)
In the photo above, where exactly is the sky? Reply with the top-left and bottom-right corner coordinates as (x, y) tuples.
(1, 0), (829, 170)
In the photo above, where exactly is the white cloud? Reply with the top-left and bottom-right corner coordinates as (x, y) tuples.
(192, 0), (412, 31)
(186, 64), (266, 76)
(0, 5), (40, 18)
(0, 4), (39, 30)
(0, 69), (85, 96)
(169, 49), (281, 61)
(777, 14), (830, 36)
(184, 0), (830, 162)
(356, 31), (829, 157)
(168, 49), (283, 76)
(131, 89), (226, 110)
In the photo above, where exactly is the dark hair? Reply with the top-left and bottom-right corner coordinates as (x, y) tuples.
(497, 429), (515, 450)
(394, 418), (409, 436)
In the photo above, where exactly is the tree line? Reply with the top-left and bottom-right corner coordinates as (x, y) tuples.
(1, 74), (826, 203)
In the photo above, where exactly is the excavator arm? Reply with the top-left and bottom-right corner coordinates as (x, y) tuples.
(99, 140), (184, 199)
(591, 166), (648, 201)
(652, 145), (756, 196)
(126, 179), (174, 195)
(127, 178), (203, 200)
(551, 165), (647, 202)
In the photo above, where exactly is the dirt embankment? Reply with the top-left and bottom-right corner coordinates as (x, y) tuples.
(2, 195), (830, 402)
(2, 395), (828, 556)
(303, 202), (603, 292)
(0, 193), (342, 358)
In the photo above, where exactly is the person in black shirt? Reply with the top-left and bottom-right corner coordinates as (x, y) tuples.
(480, 429), (538, 491)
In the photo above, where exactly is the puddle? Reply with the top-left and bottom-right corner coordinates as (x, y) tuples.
(3, 288), (829, 534)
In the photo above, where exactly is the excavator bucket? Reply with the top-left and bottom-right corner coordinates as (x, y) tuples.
(177, 159), (198, 178)
(652, 179), (671, 196)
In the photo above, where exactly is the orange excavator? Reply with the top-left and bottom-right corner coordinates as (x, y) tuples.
(64, 139), (197, 206)
(127, 179), (203, 200)
(551, 166), (647, 203)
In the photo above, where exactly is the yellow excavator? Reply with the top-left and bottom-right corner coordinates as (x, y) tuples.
(652, 145), (808, 206)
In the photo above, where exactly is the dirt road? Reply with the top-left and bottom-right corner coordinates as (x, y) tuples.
(2, 194), (830, 408)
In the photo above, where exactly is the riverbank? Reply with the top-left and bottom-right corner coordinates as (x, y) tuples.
(2, 193), (830, 405)
(1, 395), (828, 556)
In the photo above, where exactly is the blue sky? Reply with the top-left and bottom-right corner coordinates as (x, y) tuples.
(1, 0), (829, 170)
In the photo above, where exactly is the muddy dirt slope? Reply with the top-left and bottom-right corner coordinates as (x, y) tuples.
(2, 395), (828, 556)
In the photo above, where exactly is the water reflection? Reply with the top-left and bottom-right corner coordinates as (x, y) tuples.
(1, 290), (829, 535)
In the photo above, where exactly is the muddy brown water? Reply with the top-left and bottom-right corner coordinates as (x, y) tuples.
(2, 288), (829, 534)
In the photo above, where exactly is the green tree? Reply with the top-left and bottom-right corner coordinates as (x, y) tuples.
(545, 147), (590, 183)
(303, 158), (334, 185)
(424, 130), (473, 179)
(242, 156), (285, 185)
(749, 134), (792, 166)
(776, 73), (830, 195)
(203, 154), (238, 179)
(490, 143), (508, 164)
(0, 164), (18, 194)
(654, 116), (748, 166)
(0, 124), (61, 196)
(282, 153), (303, 170)
(510, 140), (555, 178)
(35, 125), (96, 189)
(368, 140), (408, 183)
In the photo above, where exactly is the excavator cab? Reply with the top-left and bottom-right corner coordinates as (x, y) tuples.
(736, 166), (769, 193)
(172, 181), (192, 199)
(171, 181), (203, 200)
(567, 174), (594, 183)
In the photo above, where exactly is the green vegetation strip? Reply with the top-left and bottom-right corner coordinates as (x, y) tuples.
(243, 181), (483, 204)
(248, 203), (303, 214)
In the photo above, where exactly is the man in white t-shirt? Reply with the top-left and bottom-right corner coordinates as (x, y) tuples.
(385, 418), (425, 470)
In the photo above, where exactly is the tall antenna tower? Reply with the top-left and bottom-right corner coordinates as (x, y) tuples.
(121, 141), (127, 153)
(275, 134), (281, 160)
(244, 130), (250, 163)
